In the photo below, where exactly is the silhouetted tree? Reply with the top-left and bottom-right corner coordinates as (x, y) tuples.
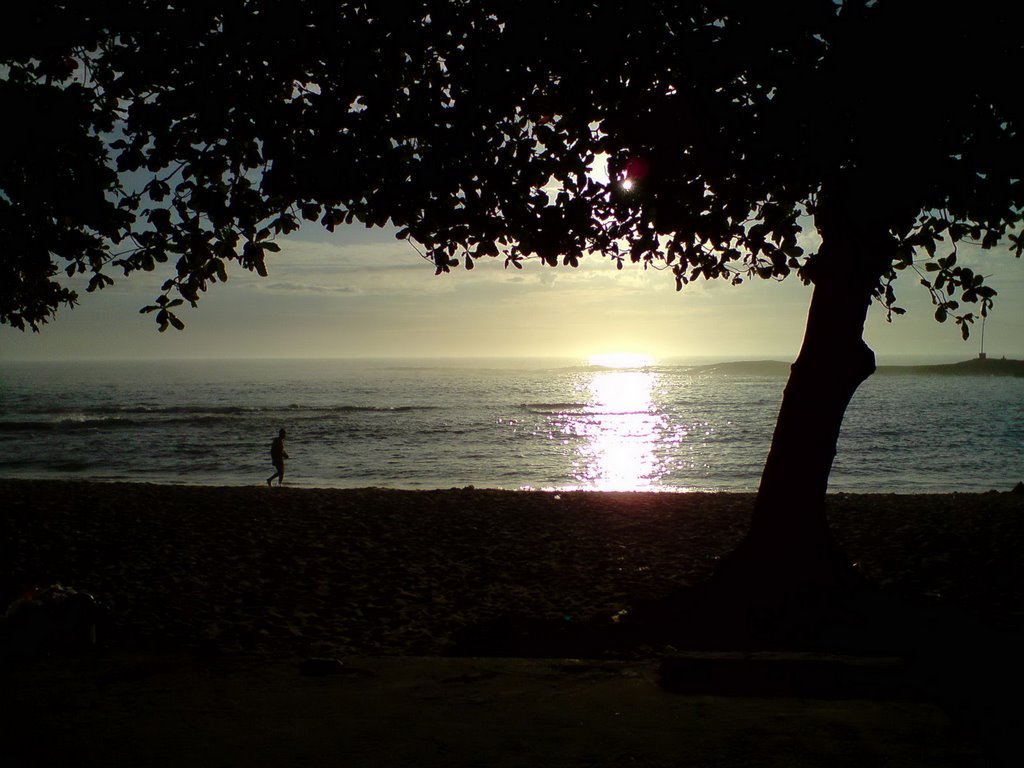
(3, 1), (1022, 588)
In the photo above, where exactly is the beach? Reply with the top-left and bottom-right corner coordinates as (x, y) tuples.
(4, 480), (1023, 766)
(5, 481), (1024, 655)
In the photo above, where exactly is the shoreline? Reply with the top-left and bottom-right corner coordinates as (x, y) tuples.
(5, 479), (1023, 658)
(4, 475), (1019, 495)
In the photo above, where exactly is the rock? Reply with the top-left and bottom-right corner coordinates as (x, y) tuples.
(1, 584), (100, 658)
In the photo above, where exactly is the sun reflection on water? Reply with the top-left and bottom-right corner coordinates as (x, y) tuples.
(571, 369), (666, 491)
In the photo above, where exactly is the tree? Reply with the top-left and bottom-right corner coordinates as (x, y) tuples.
(3, 1), (1022, 593)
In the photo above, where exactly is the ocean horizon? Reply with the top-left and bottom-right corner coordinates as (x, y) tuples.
(1, 356), (1021, 494)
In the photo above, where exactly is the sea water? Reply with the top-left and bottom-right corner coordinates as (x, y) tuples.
(0, 358), (1021, 493)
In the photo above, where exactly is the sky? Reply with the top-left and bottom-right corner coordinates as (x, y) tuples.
(1, 219), (1022, 364)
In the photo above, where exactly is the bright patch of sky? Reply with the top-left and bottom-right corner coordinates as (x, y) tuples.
(1, 220), (1021, 363)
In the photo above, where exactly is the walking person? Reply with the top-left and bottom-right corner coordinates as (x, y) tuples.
(267, 428), (289, 486)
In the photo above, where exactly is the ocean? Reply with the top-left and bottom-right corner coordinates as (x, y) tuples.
(1, 358), (1021, 493)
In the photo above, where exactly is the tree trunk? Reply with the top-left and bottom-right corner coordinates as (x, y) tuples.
(624, 216), (907, 650)
(717, 222), (896, 591)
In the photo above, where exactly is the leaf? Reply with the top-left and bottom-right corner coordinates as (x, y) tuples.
(147, 181), (169, 202)
(148, 209), (172, 230)
(87, 273), (114, 292)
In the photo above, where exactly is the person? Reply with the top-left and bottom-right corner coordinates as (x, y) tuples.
(267, 428), (289, 486)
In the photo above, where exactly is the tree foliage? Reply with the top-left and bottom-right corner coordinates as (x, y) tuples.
(2, 0), (1021, 333)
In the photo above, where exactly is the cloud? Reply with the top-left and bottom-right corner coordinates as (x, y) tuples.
(275, 238), (430, 270)
(260, 282), (360, 294)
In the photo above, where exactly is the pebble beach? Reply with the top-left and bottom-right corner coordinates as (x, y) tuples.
(5, 479), (1024, 767)
(4, 480), (1023, 657)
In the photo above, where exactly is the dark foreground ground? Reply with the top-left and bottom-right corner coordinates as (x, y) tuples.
(3, 481), (1023, 766)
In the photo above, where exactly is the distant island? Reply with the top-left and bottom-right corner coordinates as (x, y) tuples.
(877, 356), (1024, 377)
(691, 357), (1024, 377)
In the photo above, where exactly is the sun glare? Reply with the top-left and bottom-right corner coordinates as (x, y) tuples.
(588, 352), (653, 369)
(574, 368), (664, 491)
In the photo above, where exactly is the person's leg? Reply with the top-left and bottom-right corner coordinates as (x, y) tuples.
(269, 462), (284, 486)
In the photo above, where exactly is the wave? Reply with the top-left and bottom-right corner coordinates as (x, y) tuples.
(526, 409), (661, 421)
(0, 415), (242, 432)
(521, 402), (588, 413)
(0, 457), (96, 471)
(329, 405), (439, 413)
(0, 404), (441, 431)
(13, 404), (263, 417)
(39, 404), (438, 416)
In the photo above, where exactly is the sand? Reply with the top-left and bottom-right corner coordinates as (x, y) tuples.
(3, 480), (1023, 766)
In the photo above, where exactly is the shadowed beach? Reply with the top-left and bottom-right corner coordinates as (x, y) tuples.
(3, 480), (1023, 766)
